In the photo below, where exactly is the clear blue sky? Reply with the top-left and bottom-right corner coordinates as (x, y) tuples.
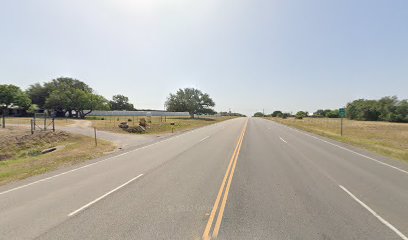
(1, 0), (407, 115)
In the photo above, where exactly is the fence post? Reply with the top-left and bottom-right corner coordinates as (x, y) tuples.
(1, 110), (5, 128)
(94, 127), (98, 146)
(31, 119), (34, 134)
(52, 118), (55, 132)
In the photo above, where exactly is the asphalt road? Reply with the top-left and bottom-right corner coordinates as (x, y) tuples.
(0, 117), (407, 240)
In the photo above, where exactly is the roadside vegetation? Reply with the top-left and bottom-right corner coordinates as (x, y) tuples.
(257, 96), (408, 163)
(87, 116), (234, 135)
(0, 127), (115, 185)
(258, 96), (407, 122)
(267, 117), (408, 163)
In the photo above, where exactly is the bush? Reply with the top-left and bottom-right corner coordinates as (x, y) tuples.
(139, 118), (147, 127)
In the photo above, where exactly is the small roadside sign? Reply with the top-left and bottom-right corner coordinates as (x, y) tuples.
(339, 108), (346, 118)
(339, 108), (346, 136)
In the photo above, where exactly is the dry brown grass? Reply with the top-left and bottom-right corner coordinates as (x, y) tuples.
(0, 127), (115, 186)
(267, 117), (408, 163)
(87, 116), (235, 135)
(2, 117), (75, 127)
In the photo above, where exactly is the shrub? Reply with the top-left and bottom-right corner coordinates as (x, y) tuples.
(139, 118), (147, 127)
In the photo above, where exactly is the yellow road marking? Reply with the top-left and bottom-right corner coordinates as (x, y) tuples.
(202, 119), (248, 240)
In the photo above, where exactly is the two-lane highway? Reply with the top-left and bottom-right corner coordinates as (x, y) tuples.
(0, 117), (407, 240)
(218, 118), (408, 240)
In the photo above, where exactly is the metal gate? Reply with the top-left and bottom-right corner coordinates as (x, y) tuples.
(31, 113), (55, 134)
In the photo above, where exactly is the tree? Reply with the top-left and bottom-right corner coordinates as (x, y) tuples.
(27, 104), (39, 114)
(110, 94), (135, 111)
(219, 112), (246, 117)
(378, 96), (398, 121)
(390, 99), (408, 123)
(46, 88), (109, 119)
(346, 99), (381, 121)
(0, 84), (31, 127)
(165, 88), (215, 118)
(326, 109), (339, 118)
(282, 113), (290, 119)
(295, 111), (308, 119)
(45, 77), (93, 93)
(35, 77), (109, 118)
(26, 83), (50, 109)
(271, 111), (283, 117)
(253, 112), (264, 117)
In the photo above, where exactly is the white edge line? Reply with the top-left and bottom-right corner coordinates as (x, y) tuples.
(279, 137), (288, 143)
(272, 121), (408, 175)
(0, 120), (227, 196)
(339, 185), (408, 240)
(0, 151), (131, 196)
(68, 174), (143, 217)
(200, 136), (210, 142)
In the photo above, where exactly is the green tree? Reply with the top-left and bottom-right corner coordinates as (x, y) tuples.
(390, 99), (408, 122)
(26, 83), (50, 109)
(110, 94), (135, 111)
(313, 109), (325, 117)
(27, 104), (40, 114)
(253, 112), (264, 117)
(377, 96), (398, 121)
(0, 84), (31, 127)
(282, 113), (290, 119)
(313, 109), (332, 117)
(326, 109), (340, 118)
(271, 111), (283, 117)
(46, 88), (109, 119)
(165, 88), (215, 118)
(295, 111), (308, 119)
(346, 99), (381, 121)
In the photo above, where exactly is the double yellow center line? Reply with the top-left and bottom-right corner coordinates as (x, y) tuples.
(202, 119), (248, 240)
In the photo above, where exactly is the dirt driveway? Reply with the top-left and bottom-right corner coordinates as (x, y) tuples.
(60, 120), (167, 149)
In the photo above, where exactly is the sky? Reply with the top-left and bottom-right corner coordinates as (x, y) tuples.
(1, 0), (407, 115)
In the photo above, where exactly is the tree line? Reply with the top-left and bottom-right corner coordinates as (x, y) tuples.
(256, 96), (407, 123)
(1, 77), (140, 119)
(0, 77), (226, 121)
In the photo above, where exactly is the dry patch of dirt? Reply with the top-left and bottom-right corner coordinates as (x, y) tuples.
(0, 127), (115, 186)
(0, 127), (70, 161)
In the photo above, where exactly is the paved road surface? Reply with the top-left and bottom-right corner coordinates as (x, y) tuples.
(0, 117), (407, 240)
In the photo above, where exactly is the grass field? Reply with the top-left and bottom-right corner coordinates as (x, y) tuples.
(266, 117), (408, 163)
(0, 127), (115, 186)
(86, 116), (235, 135)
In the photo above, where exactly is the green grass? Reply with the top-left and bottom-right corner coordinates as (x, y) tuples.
(0, 127), (115, 186)
(266, 117), (408, 163)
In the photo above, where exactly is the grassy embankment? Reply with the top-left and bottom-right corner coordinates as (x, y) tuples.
(0, 127), (115, 186)
(266, 117), (408, 163)
(86, 116), (235, 135)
